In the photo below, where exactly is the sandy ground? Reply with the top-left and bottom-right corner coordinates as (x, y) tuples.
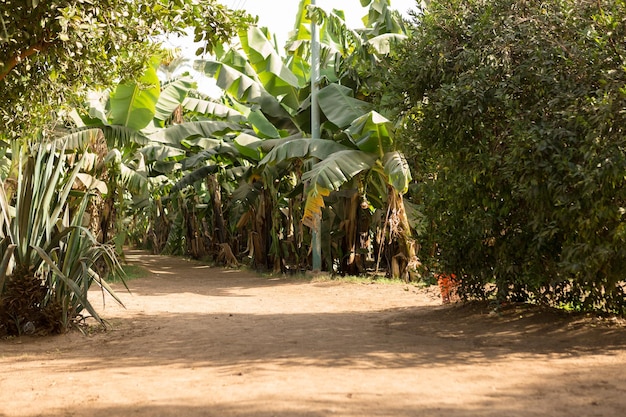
(1, 250), (626, 417)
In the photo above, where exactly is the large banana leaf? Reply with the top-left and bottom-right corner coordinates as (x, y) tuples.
(248, 109), (281, 139)
(362, 0), (406, 36)
(139, 144), (186, 163)
(62, 126), (150, 150)
(233, 133), (264, 161)
(259, 138), (350, 165)
(171, 164), (221, 193)
(383, 151), (412, 194)
(302, 149), (376, 192)
(346, 110), (393, 155)
(154, 76), (196, 125)
(109, 57), (160, 130)
(181, 141), (240, 170)
(317, 84), (372, 129)
(182, 96), (246, 122)
(308, 5), (362, 55)
(194, 60), (292, 120)
(104, 149), (148, 194)
(148, 121), (242, 145)
(300, 150), (376, 230)
(367, 33), (408, 54)
(239, 26), (302, 110)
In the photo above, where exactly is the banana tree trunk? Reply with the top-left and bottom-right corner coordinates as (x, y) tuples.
(340, 191), (360, 275)
(251, 188), (272, 270)
(206, 175), (226, 244)
(385, 188), (417, 281)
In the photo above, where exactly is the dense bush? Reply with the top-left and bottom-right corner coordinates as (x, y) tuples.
(391, 0), (626, 313)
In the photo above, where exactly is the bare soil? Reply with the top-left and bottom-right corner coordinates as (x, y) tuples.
(1, 250), (626, 417)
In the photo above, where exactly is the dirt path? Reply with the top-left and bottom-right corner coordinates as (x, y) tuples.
(1, 250), (626, 417)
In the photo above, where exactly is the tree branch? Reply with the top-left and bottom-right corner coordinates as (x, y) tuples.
(0, 41), (51, 82)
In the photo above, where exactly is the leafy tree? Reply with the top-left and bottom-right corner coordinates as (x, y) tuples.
(390, 0), (626, 312)
(0, 0), (253, 141)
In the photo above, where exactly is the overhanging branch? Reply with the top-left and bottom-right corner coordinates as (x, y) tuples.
(0, 41), (50, 82)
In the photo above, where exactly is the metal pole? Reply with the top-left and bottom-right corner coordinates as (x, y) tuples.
(310, 0), (322, 272)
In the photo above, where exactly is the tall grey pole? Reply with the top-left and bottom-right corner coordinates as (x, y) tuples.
(310, 0), (322, 272)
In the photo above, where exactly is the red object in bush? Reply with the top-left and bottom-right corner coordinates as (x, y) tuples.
(437, 274), (458, 304)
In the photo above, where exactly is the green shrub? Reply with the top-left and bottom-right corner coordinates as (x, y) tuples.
(391, 0), (626, 313)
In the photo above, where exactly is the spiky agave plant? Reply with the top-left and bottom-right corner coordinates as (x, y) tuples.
(0, 141), (124, 336)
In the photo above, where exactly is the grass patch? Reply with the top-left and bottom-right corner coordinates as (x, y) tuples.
(310, 273), (420, 286)
(107, 264), (150, 283)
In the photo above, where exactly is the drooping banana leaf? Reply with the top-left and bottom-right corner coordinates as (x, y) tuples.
(234, 133), (264, 161)
(362, 0), (406, 36)
(259, 138), (350, 166)
(317, 84), (372, 129)
(308, 5), (362, 55)
(61, 126), (150, 150)
(154, 76), (196, 125)
(148, 121), (242, 146)
(194, 59), (292, 120)
(75, 173), (108, 194)
(248, 109), (281, 139)
(383, 151), (412, 194)
(171, 164), (221, 193)
(181, 141), (240, 170)
(56, 128), (104, 151)
(367, 33), (408, 54)
(139, 144), (186, 163)
(182, 96), (246, 122)
(239, 26), (302, 111)
(345, 110), (393, 155)
(104, 149), (148, 194)
(302, 149), (376, 192)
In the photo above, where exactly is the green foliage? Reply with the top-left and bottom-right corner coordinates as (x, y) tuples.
(0, 142), (124, 335)
(0, 0), (253, 141)
(391, 0), (626, 313)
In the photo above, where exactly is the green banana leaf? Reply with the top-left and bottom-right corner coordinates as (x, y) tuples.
(346, 110), (393, 155)
(194, 59), (292, 120)
(317, 84), (372, 129)
(182, 96), (246, 122)
(109, 57), (160, 130)
(234, 133), (263, 161)
(139, 144), (186, 162)
(259, 138), (350, 166)
(154, 76), (196, 125)
(148, 121), (242, 145)
(302, 149), (376, 192)
(383, 151), (412, 194)
(104, 149), (148, 194)
(367, 33), (408, 54)
(181, 141), (240, 170)
(171, 164), (221, 193)
(248, 109), (281, 139)
(239, 26), (302, 110)
(62, 126), (150, 149)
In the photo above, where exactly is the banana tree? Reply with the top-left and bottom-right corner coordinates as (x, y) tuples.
(188, 0), (415, 276)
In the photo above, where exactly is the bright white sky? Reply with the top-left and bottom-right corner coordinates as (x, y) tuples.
(220, 0), (418, 47)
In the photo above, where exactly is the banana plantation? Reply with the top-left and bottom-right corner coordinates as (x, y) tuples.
(0, 0), (416, 335)
(2, 0), (626, 336)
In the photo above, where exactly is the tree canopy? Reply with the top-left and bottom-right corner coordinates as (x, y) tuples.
(0, 0), (253, 141)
